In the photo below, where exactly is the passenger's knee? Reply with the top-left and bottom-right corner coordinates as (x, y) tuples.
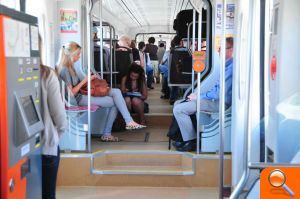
(112, 88), (122, 96)
(173, 105), (181, 115)
(132, 97), (142, 106)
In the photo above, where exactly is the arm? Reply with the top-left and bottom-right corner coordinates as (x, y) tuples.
(140, 82), (148, 100)
(47, 71), (67, 137)
(120, 76), (128, 93)
(69, 74), (98, 95)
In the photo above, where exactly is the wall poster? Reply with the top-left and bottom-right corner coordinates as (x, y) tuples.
(60, 9), (78, 33)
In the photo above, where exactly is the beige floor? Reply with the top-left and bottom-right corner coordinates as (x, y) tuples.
(57, 186), (218, 199)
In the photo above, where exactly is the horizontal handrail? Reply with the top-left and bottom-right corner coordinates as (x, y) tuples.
(248, 162), (300, 169)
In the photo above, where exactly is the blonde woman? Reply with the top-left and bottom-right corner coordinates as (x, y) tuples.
(57, 42), (146, 142)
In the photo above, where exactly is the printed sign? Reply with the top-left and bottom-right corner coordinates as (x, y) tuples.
(60, 9), (78, 33)
(193, 51), (206, 72)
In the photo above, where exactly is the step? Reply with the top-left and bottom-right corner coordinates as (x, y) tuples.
(91, 150), (194, 175)
(57, 186), (219, 199)
(142, 115), (173, 126)
(57, 150), (232, 187)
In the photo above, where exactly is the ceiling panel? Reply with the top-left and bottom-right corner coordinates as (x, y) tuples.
(100, 0), (191, 29)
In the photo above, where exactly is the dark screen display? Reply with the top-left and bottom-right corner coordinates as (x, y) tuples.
(21, 96), (39, 126)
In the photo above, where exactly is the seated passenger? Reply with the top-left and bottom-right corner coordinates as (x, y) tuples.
(159, 39), (176, 100)
(138, 41), (154, 89)
(173, 37), (234, 151)
(167, 35), (186, 105)
(57, 42), (146, 142)
(130, 40), (140, 62)
(117, 35), (132, 51)
(121, 63), (148, 125)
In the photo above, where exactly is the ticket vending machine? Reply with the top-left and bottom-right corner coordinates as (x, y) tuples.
(0, 5), (44, 199)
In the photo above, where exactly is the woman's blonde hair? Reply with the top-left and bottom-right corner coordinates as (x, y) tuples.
(118, 35), (131, 48)
(56, 41), (81, 76)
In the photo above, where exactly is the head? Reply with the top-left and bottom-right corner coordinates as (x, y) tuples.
(56, 41), (81, 75)
(126, 62), (145, 91)
(130, 40), (136, 49)
(118, 35), (131, 48)
(148, 37), (155, 44)
(172, 35), (183, 47)
(159, 43), (165, 48)
(138, 41), (146, 51)
(225, 37), (234, 60)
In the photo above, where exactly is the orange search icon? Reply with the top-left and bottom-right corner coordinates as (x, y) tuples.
(269, 169), (295, 197)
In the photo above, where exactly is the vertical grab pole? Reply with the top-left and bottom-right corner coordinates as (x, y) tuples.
(219, 0), (227, 198)
(109, 24), (113, 88)
(230, 0), (255, 198)
(192, 9), (196, 93)
(196, 3), (203, 155)
(99, 0), (104, 79)
(86, 0), (93, 153)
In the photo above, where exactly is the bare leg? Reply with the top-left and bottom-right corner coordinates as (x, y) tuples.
(124, 97), (132, 112)
(132, 97), (146, 125)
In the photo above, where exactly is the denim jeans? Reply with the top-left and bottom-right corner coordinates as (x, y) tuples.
(146, 70), (154, 88)
(42, 147), (60, 199)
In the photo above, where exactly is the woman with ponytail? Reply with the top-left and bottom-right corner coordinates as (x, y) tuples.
(57, 42), (146, 142)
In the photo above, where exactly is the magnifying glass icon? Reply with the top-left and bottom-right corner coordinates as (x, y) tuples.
(268, 169), (295, 197)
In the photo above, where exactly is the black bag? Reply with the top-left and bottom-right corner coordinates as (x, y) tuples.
(167, 111), (197, 142)
(144, 102), (149, 113)
(112, 113), (126, 132)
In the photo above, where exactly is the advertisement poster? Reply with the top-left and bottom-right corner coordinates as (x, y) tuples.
(60, 9), (78, 33)
(226, 4), (235, 30)
(215, 3), (235, 50)
(216, 3), (223, 31)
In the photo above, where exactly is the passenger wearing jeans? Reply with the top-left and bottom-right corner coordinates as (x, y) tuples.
(57, 42), (146, 142)
(145, 37), (159, 84)
(173, 37), (234, 152)
(138, 41), (154, 89)
(40, 63), (67, 199)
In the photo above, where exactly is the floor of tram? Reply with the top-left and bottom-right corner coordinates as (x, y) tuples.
(91, 82), (173, 152)
(57, 186), (218, 199)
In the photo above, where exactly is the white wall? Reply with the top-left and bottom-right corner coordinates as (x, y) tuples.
(0, 0), (19, 10)
(26, 0), (58, 67)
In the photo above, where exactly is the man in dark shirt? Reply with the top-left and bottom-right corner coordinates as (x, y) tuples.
(145, 37), (159, 84)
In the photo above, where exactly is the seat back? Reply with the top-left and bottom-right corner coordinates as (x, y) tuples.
(168, 49), (193, 86)
(114, 49), (133, 84)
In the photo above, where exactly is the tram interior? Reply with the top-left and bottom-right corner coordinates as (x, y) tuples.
(1, 0), (300, 198)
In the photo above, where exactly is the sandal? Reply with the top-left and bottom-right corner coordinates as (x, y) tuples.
(125, 123), (147, 130)
(100, 135), (120, 142)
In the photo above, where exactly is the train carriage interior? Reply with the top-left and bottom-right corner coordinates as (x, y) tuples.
(1, 0), (300, 198)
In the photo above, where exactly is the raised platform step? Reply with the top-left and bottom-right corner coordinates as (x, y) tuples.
(91, 150), (194, 175)
(57, 186), (219, 199)
(57, 150), (231, 187)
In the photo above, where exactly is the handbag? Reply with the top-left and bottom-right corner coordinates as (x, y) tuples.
(80, 78), (110, 97)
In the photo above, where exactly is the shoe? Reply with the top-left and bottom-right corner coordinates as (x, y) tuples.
(176, 140), (196, 152)
(172, 141), (185, 148)
(148, 86), (154, 89)
(125, 123), (147, 130)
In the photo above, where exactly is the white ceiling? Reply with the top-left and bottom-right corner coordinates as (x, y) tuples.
(95, 0), (193, 29)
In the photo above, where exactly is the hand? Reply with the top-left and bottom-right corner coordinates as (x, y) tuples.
(187, 93), (197, 101)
